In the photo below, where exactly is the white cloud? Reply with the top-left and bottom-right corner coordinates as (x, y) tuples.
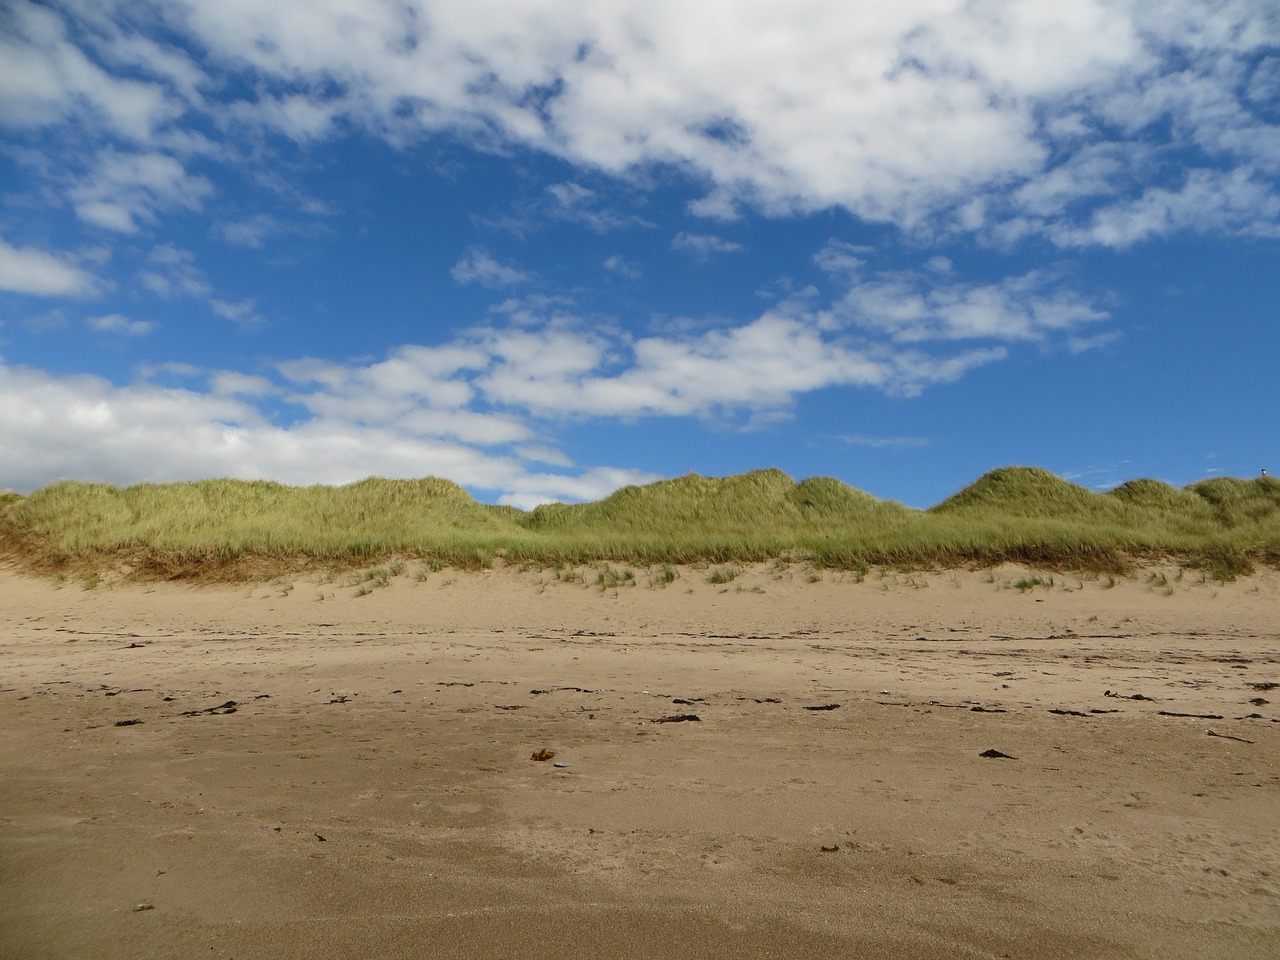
(547, 182), (595, 210)
(279, 343), (523, 446)
(1247, 56), (1280, 106)
(223, 92), (338, 142)
(71, 150), (213, 233)
(133, 246), (262, 325)
(138, 361), (201, 379)
(451, 248), (535, 287)
(686, 188), (743, 222)
(594, 315), (890, 413)
(216, 214), (280, 248)
(4, 1), (1278, 246)
(209, 371), (275, 396)
(838, 434), (930, 449)
(1050, 168), (1280, 247)
(194, 251), (1112, 444)
(473, 302), (1006, 415)
(672, 232), (745, 258)
(87, 313), (156, 335)
(1065, 330), (1123, 354)
(0, 236), (100, 297)
(813, 240), (872, 279)
(276, 309), (917, 436)
(472, 325), (610, 412)
(544, 181), (653, 232)
(1010, 144), (1133, 220)
(0, 1), (186, 139)
(137, 244), (211, 298)
(512, 444), (574, 468)
(602, 254), (641, 279)
(0, 359), (658, 504)
(487, 293), (580, 328)
(834, 268), (1109, 343)
(498, 466), (663, 510)
(210, 297), (262, 328)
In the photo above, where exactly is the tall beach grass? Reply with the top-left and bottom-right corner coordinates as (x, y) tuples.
(2, 467), (1277, 580)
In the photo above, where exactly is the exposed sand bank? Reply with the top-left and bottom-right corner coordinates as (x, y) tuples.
(2, 563), (1277, 959)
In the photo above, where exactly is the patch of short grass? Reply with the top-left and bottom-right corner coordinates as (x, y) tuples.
(594, 564), (636, 591)
(707, 566), (741, 585)
(647, 564), (679, 588)
(1013, 575), (1054, 592)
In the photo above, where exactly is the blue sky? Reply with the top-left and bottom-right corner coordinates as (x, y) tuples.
(1, 0), (1277, 508)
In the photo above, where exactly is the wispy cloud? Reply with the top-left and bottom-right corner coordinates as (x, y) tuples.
(210, 298), (262, 329)
(216, 214), (281, 249)
(480, 181), (655, 237)
(812, 240), (872, 279)
(137, 244), (211, 298)
(830, 262), (1109, 345)
(451, 248), (535, 287)
(672, 232), (745, 258)
(132, 245), (264, 326)
(87, 313), (156, 335)
(70, 149), (212, 233)
(602, 254), (642, 280)
(545, 182), (653, 233)
(837, 435), (930, 449)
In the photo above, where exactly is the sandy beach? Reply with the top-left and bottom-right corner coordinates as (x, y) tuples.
(1, 562), (1277, 959)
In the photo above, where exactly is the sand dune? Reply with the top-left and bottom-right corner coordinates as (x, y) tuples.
(1, 563), (1277, 959)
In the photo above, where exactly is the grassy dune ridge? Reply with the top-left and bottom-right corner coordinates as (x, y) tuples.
(1, 467), (1277, 580)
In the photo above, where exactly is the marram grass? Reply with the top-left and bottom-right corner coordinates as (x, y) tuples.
(1, 467), (1277, 581)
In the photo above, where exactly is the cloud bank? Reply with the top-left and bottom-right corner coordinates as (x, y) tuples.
(4, 0), (1275, 245)
(0, 258), (1106, 502)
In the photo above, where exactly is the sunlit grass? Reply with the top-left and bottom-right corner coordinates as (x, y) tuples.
(2, 467), (1277, 581)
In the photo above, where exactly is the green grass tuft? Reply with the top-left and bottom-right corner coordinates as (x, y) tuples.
(1013, 575), (1053, 591)
(707, 566), (741, 585)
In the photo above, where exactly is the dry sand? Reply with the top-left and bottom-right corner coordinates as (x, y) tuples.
(1, 562), (1277, 959)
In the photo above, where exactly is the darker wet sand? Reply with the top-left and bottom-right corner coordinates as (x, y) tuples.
(1, 563), (1277, 959)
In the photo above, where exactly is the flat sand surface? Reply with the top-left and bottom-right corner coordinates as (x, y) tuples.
(2, 562), (1277, 959)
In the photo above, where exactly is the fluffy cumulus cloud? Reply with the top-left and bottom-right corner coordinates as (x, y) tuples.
(70, 150), (212, 233)
(0, 359), (659, 505)
(0, 236), (101, 297)
(3, 0), (1274, 243)
(0, 1), (189, 138)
